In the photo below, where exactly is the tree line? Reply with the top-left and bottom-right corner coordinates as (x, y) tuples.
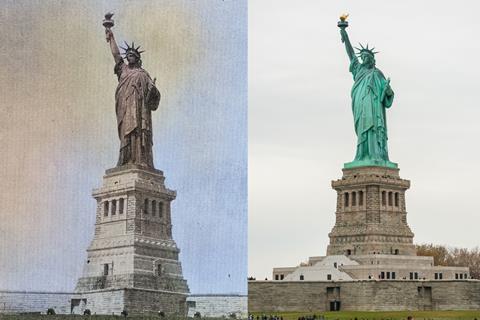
(416, 244), (480, 279)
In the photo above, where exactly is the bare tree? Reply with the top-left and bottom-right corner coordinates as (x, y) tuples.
(416, 244), (480, 279)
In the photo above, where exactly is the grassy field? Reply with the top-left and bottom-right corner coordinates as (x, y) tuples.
(250, 311), (480, 320)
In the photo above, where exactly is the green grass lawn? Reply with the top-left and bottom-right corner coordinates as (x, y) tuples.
(250, 311), (480, 320)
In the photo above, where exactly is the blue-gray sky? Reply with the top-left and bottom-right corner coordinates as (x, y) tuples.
(0, 0), (246, 294)
(249, 0), (480, 279)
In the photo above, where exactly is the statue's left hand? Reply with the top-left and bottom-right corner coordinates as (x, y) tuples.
(385, 78), (393, 96)
(146, 83), (160, 111)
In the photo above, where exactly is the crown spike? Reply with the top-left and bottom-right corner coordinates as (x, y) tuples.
(355, 42), (378, 56)
(124, 41), (130, 49)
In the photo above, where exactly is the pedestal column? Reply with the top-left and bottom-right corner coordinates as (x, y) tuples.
(327, 166), (415, 256)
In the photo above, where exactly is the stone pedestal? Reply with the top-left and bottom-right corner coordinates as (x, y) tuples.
(72, 165), (189, 315)
(327, 166), (415, 256)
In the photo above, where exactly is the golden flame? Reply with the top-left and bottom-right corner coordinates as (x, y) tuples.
(340, 13), (349, 22)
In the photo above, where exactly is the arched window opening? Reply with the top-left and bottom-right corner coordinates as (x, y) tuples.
(152, 200), (157, 216)
(144, 198), (149, 214)
(159, 202), (164, 218)
(104, 201), (109, 217)
(119, 198), (124, 214)
(344, 193), (349, 207)
(352, 192), (357, 206)
(359, 191), (364, 206)
(388, 192), (393, 206)
(395, 192), (399, 207)
(381, 191), (386, 206)
(299, 275), (304, 281)
(111, 199), (116, 215)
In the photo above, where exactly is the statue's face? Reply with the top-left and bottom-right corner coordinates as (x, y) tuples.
(361, 53), (375, 68)
(126, 52), (139, 65)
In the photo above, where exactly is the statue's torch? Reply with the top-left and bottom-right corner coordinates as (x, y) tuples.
(103, 12), (115, 42)
(338, 13), (349, 29)
(338, 14), (349, 43)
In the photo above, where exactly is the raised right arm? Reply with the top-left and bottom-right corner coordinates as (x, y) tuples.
(340, 28), (355, 62)
(105, 29), (123, 65)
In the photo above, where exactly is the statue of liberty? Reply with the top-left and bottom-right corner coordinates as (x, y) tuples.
(103, 13), (160, 169)
(338, 15), (397, 169)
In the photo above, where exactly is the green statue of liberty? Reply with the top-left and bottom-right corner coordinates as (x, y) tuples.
(338, 15), (397, 169)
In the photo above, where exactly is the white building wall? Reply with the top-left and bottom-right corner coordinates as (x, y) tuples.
(187, 295), (247, 318)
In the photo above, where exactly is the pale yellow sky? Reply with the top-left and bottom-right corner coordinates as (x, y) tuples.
(0, 1), (199, 257)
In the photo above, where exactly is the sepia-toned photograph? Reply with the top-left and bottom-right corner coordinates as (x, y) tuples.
(0, 0), (246, 318)
(2, 0), (480, 319)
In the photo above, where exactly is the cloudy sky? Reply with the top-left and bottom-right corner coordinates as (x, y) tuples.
(0, 0), (246, 294)
(249, 0), (480, 279)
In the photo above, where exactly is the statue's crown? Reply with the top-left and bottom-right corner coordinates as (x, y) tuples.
(355, 43), (379, 56)
(120, 41), (145, 58)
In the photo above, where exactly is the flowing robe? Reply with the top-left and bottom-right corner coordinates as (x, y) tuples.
(114, 60), (160, 168)
(349, 58), (394, 162)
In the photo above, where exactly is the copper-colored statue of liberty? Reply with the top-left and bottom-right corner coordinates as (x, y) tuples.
(104, 13), (160, 168)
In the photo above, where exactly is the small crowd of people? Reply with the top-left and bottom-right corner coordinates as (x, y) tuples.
(246, 315), (444, 320)
(248, 314), (325, 320)
(296, 315), (323, 320)
(248, 314), (283, 320)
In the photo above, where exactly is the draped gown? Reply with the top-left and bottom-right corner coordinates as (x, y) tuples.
(114, 60), (160, 168)
(349, 57), (394, 163)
